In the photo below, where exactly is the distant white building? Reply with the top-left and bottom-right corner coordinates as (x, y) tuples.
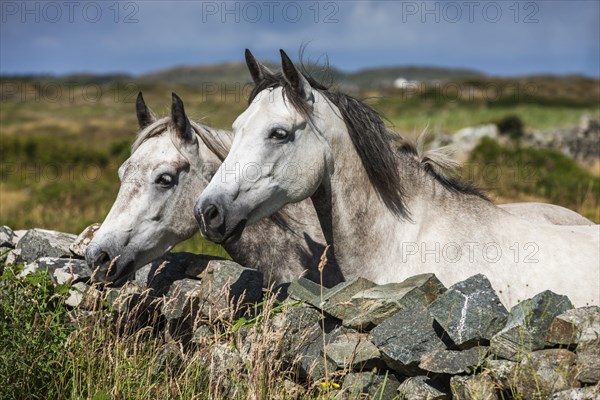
(393, 77), (420, 89)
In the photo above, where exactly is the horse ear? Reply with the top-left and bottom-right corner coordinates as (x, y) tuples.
(245, 48), (273, 85)
(280, 49), (313, 103)
(136, 92), (157, 129)
(171, 92), (193, 142)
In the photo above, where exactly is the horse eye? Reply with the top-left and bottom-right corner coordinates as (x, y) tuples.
(155, 173), (174, 188)
(269, 128), (290, 141)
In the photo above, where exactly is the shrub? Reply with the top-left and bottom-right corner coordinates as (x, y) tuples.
(495, 115), (525, 140)
(468, 137), (600, 212)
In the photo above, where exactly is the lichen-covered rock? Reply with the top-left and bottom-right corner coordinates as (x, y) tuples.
(197, 260), (263, 319)
(271, 302), (324, 368)
(135, 252), (219, 296)
(341, 371), (400, 400)
(207, 344), (245, 398)
(419, 346), (488, 374)
(5, 248), (22, 266)
(17, 229), (77, 263)
(287, 276), (324, 308)
(513, 349), (579, 399)
(324, 330), (381, 370)
(546, 306), (600, 346)
(485, 359), (516, 391)
(549, 386), (600, 400)
(294, 322), (342, 381)
(429, 274), (508, 348)
(450, 374), (498, 400)
(0, 226), (17, 248)
(491, 291), (573, 361)
(321, 277), (376, 320)
(370, 304), (446, 375)
(161, 278), (203, 321)
(69, 223), (101, 257)
(397, 376), (449, 400)
(576, 339), (600, 384)
(31, 257), (92, 284)
(344, 273), (446, 330)
(65, 282), (90, 308)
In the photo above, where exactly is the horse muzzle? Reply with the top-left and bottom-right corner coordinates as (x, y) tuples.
(194, 196), (247, 244)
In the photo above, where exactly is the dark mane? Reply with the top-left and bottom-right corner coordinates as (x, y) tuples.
(249, 69), (489, 216)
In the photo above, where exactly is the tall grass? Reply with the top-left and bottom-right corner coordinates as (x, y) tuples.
(2, 261), (395, 399)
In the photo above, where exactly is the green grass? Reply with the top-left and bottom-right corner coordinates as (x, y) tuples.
(467, 138), (600, 221)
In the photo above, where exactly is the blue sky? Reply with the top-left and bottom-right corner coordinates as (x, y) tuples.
(1, 1), (599, 76)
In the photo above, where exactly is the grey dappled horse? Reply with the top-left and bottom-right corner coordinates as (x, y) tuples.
(196, 50), (599, 307)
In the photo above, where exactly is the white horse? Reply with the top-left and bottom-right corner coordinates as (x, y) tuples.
(86, 93), (344, 287)
(85, 92), (587, 288)
(196, 50), (599, 308)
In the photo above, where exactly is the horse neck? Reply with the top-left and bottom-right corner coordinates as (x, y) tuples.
(311, 117), (495, 279)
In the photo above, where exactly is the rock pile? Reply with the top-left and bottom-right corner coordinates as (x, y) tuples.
(1, 225), (599, 399)
(433, 115), (600, 163)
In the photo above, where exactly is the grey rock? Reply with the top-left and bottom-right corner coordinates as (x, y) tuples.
(370, 304), (446, 375)
(298, 322), (342, 381)
(18, 262), (38, 277)
(150, 342), (183, 376)
(32, 257), (92, 284)
(0, 246), (11, 255)
(324, 330), (381, 370)
(0, 226), (17, 248)
(207, 344), (245, 398)
(161, 278), (203, 320)
(288, 276), (325, 308)
(485, 359), (516, 391)
(105, 281), (147, 314)
(13, 230), (27, 244)
(514, 349), (579, 399)
(429, 274), (508, 348)
(549, 387), (600, 400)
(321, 277), (377, 320)
(65, 282), (89, 308)
(5, 248), (22, 266)
(0, 246), (10, 275)
(491, 290), (573, 361)
(450, 375), (498, 400)
(17, 229), (77, 263)
(271, 301), (324, 368)
(546, 306), (600, 346)
(197, 260), (263, 317)
(279, 379), (306, 399)
(69, 223), (101, 257)
(341, 371), (401, 400)
(135, 252), (220, 296)
(397, 376), (449, 400)
(419, 346), (488, 374)
(344, 273), (446, 330)
(576, 339), (600, 384)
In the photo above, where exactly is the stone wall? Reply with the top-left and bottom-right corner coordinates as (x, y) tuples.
(1, 225), (599, 399)
(432, 115), (600, 164)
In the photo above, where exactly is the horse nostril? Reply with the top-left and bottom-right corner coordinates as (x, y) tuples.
(86, 244), (110, 269)
(98, 252), (110, 266)
(205, 204), (220, 222)
(195, 200), (226, 237)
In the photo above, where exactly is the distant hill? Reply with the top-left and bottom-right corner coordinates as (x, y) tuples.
(137, 62), (484, 89)
(344, 66), (484, 89)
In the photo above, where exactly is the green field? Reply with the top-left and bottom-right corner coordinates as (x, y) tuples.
(1, 74), (599, 257)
